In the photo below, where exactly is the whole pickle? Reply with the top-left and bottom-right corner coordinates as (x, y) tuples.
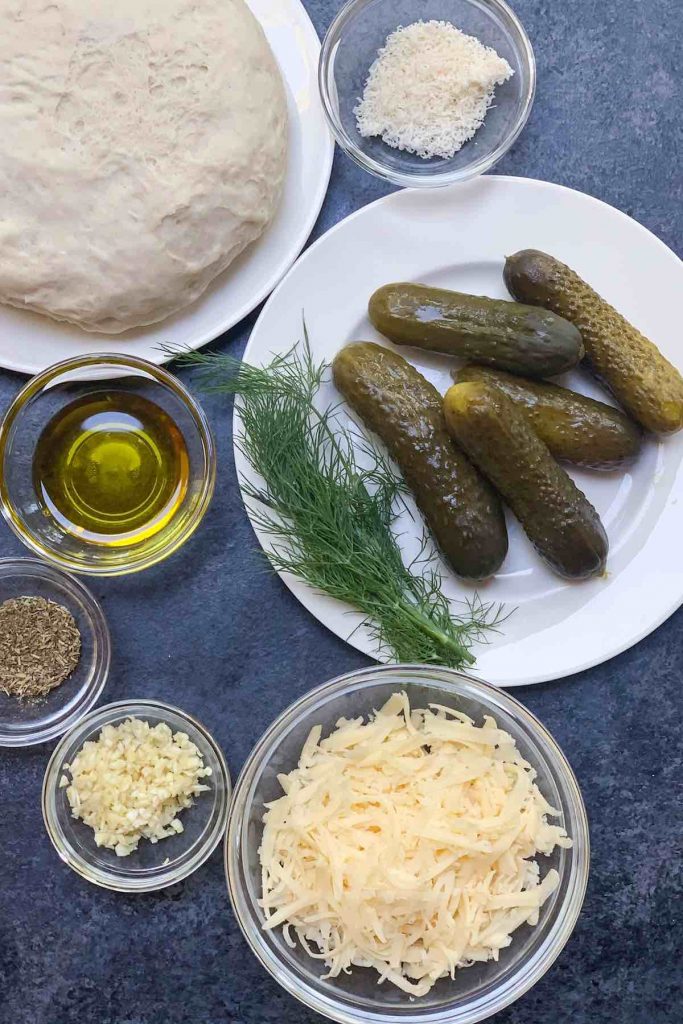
(332, 343), (508, 580)
(456, 365), (642, 469)
(504, 249), (683, 434)
(443, 382), (608, 580)
(369, 282), (584, 377)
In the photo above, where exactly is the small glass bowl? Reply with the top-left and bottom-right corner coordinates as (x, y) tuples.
(319, 0), (535, 187)
(226, 664), (588, 1024)
(0, 558), (110, 747)
(0, 353), (216, 576)
(43, 700), (231, 892)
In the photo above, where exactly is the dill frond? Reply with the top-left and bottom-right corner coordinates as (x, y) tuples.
(172, 337), (505, 668)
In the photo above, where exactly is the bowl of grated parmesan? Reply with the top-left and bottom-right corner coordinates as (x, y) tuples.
(318, 0), (535, 187)
(226, 665), (588, 1023)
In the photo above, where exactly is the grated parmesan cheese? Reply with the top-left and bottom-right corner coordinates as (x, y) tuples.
(354, 20), (514, 160)
(259, 692), (571, 996)
(61, 717), (212, 857)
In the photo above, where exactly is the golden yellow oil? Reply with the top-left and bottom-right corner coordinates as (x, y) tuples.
(33, 391), (189, 547)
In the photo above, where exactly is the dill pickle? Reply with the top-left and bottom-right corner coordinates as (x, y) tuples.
(368, 282), (584, 377)
(332, 343), (508, 580)
(443, 382), (608, 579)
(456, 365), (642, 469)
(504, 250), (683, 434)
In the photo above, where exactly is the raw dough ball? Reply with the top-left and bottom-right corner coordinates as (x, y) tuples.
(0, 0), (288, 333)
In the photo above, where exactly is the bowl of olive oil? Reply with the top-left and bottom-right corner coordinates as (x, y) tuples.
(0, 355), (216, 575)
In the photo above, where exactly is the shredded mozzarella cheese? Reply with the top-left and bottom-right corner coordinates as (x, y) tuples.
(259, 692), (571, 995)
(61, 717), (212, 857)
(354, 20), (514, 160)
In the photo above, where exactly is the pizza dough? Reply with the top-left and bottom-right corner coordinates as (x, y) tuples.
(0, 0), (288, 333)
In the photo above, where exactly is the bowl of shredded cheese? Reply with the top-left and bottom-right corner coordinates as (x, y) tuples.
(319, 0), (535, 187)
(226, 665), (588, 1023)
(43, 700), (230, 892)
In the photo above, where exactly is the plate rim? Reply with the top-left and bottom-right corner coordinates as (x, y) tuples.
(0, 0), (334, 376)
(235, 174), (683, 686)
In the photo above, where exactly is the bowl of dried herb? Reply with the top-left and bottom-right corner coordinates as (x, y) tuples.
(0, 558), (110, 747)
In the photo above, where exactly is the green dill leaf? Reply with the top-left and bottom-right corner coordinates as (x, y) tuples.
(172, 337), (506, 668)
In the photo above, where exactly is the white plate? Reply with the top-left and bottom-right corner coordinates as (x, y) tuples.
(236, 176), (683, 687)
(0, 0), (333, 376)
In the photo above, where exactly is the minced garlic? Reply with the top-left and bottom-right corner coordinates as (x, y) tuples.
(61, 717), (211, 857)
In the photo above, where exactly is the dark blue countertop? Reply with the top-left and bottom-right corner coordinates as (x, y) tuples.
(1, 2), (681, 1022)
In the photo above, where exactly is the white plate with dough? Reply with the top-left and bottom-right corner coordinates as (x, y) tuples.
(236, 176), (683, 687)
(0, 0), (333, 376)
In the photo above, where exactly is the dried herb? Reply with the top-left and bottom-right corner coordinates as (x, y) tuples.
(0, 596), (81, 700)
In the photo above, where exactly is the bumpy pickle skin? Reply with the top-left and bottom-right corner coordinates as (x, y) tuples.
(504, 250), (683, 434)
(455, 365), (642, 469)
(443, 381), (608, 580)
(332, 343), (508, 580)
(368, 282), (584, 378)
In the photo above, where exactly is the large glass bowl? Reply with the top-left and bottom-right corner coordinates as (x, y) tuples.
(43, 700), (231, 892)
(0, 558), (110, 747)
(0, 354), (215, 576)
(226, 664), (588, 1024)
(319, 0), (535, 187)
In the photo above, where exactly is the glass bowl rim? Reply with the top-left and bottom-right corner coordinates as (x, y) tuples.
(43, 697), (231, 892)
(0, 352), (216, 577)
(318, 0), (537, 188)
(0, 557), (111, 747)
(225, 663), (589, 1024)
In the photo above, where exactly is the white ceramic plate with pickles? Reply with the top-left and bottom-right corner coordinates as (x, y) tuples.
(0, 0), (333, 376)
(236, 176), (683, 687)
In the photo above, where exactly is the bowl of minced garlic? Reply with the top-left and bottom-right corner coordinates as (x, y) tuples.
(42, 700), (230, 891)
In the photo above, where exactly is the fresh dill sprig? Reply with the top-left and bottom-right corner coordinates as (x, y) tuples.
(170, 337), (505, 668)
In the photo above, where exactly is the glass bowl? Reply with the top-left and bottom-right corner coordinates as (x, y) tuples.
(319, 0), (535, 187)
(43, 700), (231, 892)
(226, 664), (588, 1024)
(0, 558), (110, 747)
(0, 354), (216, 576)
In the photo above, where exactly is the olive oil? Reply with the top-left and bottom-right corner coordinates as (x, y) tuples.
(33, 391), (189, 547)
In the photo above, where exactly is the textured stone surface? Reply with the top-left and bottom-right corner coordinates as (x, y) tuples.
(0, 1), (681, 1022)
